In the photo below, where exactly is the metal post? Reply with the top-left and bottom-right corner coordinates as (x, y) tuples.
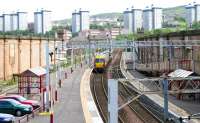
(110, 39), (112, 54)
(108, 79), (118, 123)
(168, 42), (172, 72)
(179, 117), (183, 123)
(45, 42), (50, 112)
(84, 43), (87, 64)
(75, 55), (76, 68)
(159, 39), (163, 62)
(71, 44), (74, 70)
(88, 39), (91, 66)
(192, 46), (195, 72)
(163, 78), (169, 121)
(132, 42), (135, 70)
(109, 38), (111, 57)
(58, 49), (61, 85)
(80, 51), (83, 68)
(50, 112), (54, 123)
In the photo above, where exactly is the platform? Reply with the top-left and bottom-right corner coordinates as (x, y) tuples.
(29, 65), (86, 123)
(80, 68), (104, 123)
(120, 54), (200, 123)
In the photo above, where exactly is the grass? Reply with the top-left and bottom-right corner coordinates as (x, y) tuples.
(0, 78), (17, 91)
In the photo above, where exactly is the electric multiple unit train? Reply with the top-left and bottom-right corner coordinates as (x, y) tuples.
(93, 51), (110, 73)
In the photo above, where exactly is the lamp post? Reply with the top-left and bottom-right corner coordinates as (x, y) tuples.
(45, 42), (50, 112)
(71, 42), (74, 72)
(107, 32), (112, 58)
(162, 74), (169, 121)
(117, 18), (122, 35)
(87, 34), (91, 66)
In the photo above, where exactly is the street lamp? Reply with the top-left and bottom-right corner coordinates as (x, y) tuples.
(45, 41), (50, 112)
(117, 18), (123, 35)
(87, 33), (91, 66)
(107, 33), (112, 58)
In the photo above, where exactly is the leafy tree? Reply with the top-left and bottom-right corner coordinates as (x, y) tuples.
(72, 32), (79, 37)
(90, 24), (104, 30)
(192, 22), (200, 30)
(116, 33), (137, 41)
(174, 17), (186, 22)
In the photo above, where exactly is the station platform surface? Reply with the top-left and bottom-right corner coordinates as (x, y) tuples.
(121, 61), (200, 123)
(80, 68), (103, 123)
(128, 70), (200, 115)
(30, 65), (86, 123)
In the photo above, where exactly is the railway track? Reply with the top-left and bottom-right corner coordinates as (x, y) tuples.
(109, 50), (149, 123)
(119, 82), (162, 123)
(91, 49), (163, 123)
(90, 49), (125, 123)
(90, 73), (108, 122)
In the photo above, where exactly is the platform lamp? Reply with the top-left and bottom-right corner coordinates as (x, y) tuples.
(107, 33), (111, 58)
(87, 33), (91, 66)
(49, 52), (54, 62)
(161, 73), (169, 121)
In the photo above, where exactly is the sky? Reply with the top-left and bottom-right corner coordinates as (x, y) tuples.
(0, 0), (196, 22)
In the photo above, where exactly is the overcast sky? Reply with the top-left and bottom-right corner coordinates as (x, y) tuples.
(0, 0), (196, 22)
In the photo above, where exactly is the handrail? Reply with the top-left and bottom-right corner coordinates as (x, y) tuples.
(15, 106), (41, 123)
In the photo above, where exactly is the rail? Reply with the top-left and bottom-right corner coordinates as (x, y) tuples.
(14, 106), (41, 123)
(109, 55), (161, 123)
(91, 74), (108, 122)
(120, 82), (162, 123)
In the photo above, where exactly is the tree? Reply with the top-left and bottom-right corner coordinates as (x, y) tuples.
(116, 33), (137, 41)
(192, 22), (200, 30)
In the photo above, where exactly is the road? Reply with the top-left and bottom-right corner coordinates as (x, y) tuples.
(29, 65), (86, 123)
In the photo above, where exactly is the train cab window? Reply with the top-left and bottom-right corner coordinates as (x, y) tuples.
(95, 59), (100, 62)
(99, 59), (105, 63)
(95, 59), (105, 63)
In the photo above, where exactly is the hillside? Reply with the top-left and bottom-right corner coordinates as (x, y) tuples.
(91, 12), (122, 19)
(53, 19), (71, 26)
(163, 6), (186, 22)
(53, 5), (187, 26)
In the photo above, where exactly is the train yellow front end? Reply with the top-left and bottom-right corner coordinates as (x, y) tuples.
(94, 55), (106, 73)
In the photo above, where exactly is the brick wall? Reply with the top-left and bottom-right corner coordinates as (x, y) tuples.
(137, 31), (200, 75)
(0, 37), (60, 80)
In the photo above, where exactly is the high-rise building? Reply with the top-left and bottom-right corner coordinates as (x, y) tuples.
(17, 12), (28, 30)
(42, 10), (52, 33)
(123, 9), (132, 33)
(34, 10), (52, 34)
(152, 7), (163, 29)
(6, 12), (28, 31)
(0, 16), (4, 32)
(80, 10), (90, 31)
(72, 10), (80, 33)
(195, 4), (200, 22)
(71, 9), (89, 33)
(11, 13), (18, 31)
(143, 8), (153, 31)
(186, 4), (196, 27)
(132, 9), (142, 32)
(34, 12), (42, 33)
(186, 3), (200, 27)
(142, 6), (162, 31)
(3, 14), (11, 32)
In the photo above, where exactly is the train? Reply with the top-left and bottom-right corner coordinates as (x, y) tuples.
(93, 50), (110, 73)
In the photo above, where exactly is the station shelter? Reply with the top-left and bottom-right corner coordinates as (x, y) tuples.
(168, 69), (200, 100)
(18, 67), (46, 95)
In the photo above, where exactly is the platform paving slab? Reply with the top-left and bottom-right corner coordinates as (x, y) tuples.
(29, 65), (86, 123)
